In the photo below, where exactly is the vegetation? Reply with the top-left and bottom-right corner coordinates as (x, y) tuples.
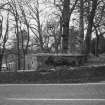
(0, 65), (105, 83)
(0, 0), (105, 71)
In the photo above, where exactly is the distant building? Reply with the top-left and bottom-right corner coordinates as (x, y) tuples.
(25, 54), (38, 71)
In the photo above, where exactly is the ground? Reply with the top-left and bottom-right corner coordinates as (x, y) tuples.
(0, 83), (105, 105)
(0, 54), (105, 105)
(85, 53), (105, 65)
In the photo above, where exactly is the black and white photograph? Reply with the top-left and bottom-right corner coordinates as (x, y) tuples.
(0, 0), (105, 104)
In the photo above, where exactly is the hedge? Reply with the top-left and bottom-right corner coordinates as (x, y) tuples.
(0, 65), (105, 83)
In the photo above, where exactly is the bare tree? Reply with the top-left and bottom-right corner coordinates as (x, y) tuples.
(17, 1), (30, 70)
(0, 13), (9, 71)
(93, 0), (105, 56)
(62, 0), (78, 53)
(6, 0), (21, 70)
(79, 0), (84, 53)
(25, 0), (44, 52)
(85, 0), (98, 54)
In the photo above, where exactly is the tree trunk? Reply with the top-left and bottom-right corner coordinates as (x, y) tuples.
(23, 51), (26, 70)
(85, 0), (98, 54)
(85, 22), (93, 54)
(62, 0), (70, 53)
(59, 17), (63, 52)
(38, 21), (44, 51)
(15, 17), (21, 70)
(79, 0), (84, 53)
(0, 51), (4, 71)
(95, 29), (99, 56)
(95, 35), (99, 56)
(37, 0), (44, 52)
(17, 40), (20, 70)
(54, 35), (58, 53)
(0, 54), (3, 71)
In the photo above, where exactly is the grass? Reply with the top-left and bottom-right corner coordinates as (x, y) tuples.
(0, 54), (105, 84)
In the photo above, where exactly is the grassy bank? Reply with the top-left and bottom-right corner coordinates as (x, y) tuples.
(0, 64), (105, 83)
